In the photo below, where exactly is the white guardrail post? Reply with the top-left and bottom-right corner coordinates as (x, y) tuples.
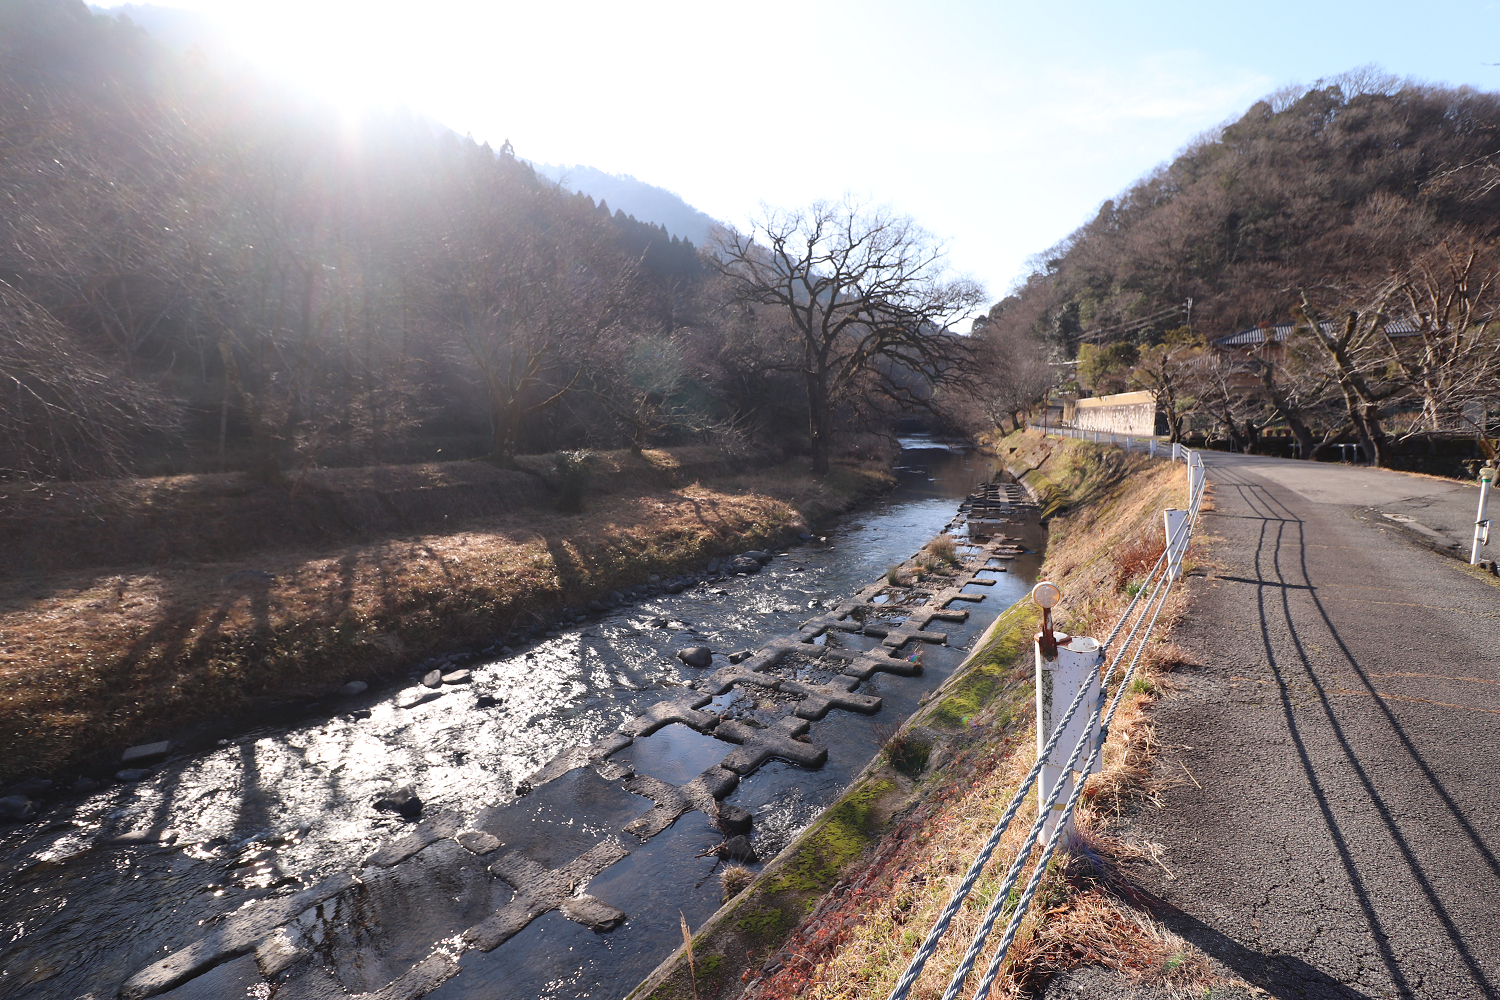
(1163, 508), (1188, 581)
(1188, 451), (1205, 499)
(1473, 462), (1495, 565)
(1031, 583), (1102, 842)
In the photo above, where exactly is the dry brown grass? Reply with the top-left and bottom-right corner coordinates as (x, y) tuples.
(721, 865), (755, 901)
(0, 455), (892, 783)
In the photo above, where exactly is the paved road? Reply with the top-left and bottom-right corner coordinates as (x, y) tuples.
(1132, 453), (1500, 999)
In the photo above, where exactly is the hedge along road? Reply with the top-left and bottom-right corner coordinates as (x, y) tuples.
(1130, 452), (1500, 999)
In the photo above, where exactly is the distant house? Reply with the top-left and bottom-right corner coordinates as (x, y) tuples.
(1210, 317), (1421, 357)
(1201, 318), (1423, 389)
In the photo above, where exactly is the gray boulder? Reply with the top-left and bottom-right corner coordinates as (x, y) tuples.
(121, 741), (172, 766)
(4, 777), (50, 799)
(441, 669), (472, 685)
(339, 680), (369, 696)
(721, 835), (758, 863)
(742, 550), (772, 563)
(456, 830), (501, 855)
(677, 646), (714, 668)
(560, 895), (626, 931)
(116, 768), (151, 782)
(0, 795), (37, 822)
(717, 804), (753, 836)
(374, 785), (423, 820)
(421, 669), (443, 688)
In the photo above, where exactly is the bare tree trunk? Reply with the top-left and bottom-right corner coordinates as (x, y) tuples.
(807, 372), (831, 475)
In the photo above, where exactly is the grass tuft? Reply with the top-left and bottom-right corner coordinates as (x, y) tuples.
(721, 864), (755, 901)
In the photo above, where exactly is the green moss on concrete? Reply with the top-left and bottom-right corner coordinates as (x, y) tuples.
(769, 778), (893, 899)
(931, 600), (1039, 729)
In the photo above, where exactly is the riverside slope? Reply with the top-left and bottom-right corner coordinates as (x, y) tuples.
(1130, 453), (1500, 999)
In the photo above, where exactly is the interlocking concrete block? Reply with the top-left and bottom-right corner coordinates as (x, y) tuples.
(121, 873), (357, 999)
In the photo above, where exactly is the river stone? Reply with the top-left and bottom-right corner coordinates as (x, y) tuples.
(116, 768), (151, 783)
(677, 646), (713, 668)
(0, 796), (37, 822)
(457, 830), (502, 856)
(121, 741), (172, 766)
(721, 835), (758, 863)
(374, 785), (422, 820)
(441, 669), (472, 685)
(559, 895), (626, 931)
(717, 804), (753, 836)
(338, 680), (368, 696)
(742, 550), (772, 563)
(476, 693), (502, 708)
(728, 650), (750, 664)
(727, 556), (761, 574)
(705, 558), (720, 572)
(589, 600), (609, 612)
(4, 777), (51, 798)
(421, 669), (443, 688)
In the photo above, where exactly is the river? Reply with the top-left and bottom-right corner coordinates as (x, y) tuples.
(0, 437), (1041, 1000)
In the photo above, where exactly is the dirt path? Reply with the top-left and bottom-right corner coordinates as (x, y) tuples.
(1133, 454), (1500, 999)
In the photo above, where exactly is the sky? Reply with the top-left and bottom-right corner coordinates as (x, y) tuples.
(105, 0), (1500, 317)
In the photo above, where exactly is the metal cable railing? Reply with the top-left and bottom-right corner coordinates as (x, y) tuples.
(886, 437), (1206, 1000)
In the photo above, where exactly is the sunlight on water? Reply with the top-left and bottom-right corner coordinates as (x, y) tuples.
(0, 437), (1041, 1000)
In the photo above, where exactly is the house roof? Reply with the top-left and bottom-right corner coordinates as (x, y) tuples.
(1213, 318), (1420, 348)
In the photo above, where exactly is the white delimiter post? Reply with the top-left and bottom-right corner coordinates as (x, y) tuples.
(1035, 632), (1103, 841)
(1188, 453), (1205, 502)
(1472, 463), (1495, 565)
(1163, 508), (1188, 581)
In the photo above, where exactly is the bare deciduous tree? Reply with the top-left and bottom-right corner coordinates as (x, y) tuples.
(1128, 329), (1202, 443)
(0, 280), (177, 479)
(708, 200), (984, 473)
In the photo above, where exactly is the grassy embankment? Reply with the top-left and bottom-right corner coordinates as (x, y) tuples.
(631, 429), (1239, 1000)
(0, 447), (893, 786)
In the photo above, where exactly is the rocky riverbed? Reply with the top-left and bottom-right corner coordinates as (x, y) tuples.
(0, 442), (1042, 1000)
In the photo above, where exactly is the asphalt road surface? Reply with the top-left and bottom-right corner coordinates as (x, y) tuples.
(1131, 453), (1500, 999)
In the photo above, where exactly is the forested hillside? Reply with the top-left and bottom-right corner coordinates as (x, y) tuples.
(974, 70), (1500, 463)
(6, 0), (977, 484)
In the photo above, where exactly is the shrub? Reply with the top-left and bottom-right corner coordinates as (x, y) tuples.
(721, 864), (755, 900)
(553, 449), (593, 513)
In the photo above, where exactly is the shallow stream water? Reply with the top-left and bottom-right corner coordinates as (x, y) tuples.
(0, 438), (1042, 1000)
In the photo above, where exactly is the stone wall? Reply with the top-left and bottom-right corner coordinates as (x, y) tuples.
(1069, 391), (1157, 436)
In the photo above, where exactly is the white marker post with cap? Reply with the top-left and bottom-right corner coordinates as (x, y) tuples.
(1031, 581), (1103, 841)
(1473, 462), (1495, 565)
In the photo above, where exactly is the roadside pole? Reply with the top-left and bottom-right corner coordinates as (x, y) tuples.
(1031, 582), (1102, 841)
(1473, 462), (1495, 565)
